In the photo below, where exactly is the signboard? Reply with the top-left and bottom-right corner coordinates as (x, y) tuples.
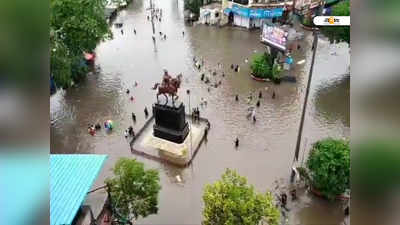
(249, 8), (284, 19)
(230, 4), (284, 19)
(261, 24), (288, 51)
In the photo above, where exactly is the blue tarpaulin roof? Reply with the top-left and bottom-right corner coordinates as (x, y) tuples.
(50, 154), (108, 225)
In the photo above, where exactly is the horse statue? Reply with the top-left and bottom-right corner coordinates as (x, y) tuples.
(152, 71), (183, 105)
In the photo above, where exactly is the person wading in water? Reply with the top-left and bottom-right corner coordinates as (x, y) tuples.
(131, 112), (136, 123)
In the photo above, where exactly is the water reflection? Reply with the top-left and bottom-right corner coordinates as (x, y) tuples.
(315, 75), (350, 127)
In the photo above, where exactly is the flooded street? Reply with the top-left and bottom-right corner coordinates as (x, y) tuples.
(50, 0), (349, 224)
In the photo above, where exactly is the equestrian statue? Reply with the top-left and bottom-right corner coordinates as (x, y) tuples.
(152, 70), (183, 105)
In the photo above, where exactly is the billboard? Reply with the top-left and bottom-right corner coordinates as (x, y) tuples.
(261, 24), (288, 51)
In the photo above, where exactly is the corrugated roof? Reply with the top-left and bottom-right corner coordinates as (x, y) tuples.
(50, 154), (108, 225)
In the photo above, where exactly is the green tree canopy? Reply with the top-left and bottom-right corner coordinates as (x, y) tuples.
(105, 158), (161, 223)
(51, 0), (111, 55)
(306, 138), (350, 200)
(202, 169), (280, 225)
(184, 0), (202, 15)
(250, 53), (282, 81)
(321, 0), (350, 44)
(50, 0), (112, 88)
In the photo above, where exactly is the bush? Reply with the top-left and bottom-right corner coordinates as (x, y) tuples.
(306, 138), (350, 200)
(250, 53), (282, 81)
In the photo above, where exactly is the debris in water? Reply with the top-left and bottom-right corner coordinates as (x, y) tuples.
(297, 59), (305, 65)
(176, 175), (182, 183)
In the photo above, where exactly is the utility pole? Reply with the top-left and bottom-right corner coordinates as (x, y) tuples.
(150, 0), (155, 34)
(293, 0), (324, 164)
(186, 89), (193, 159)
(293, 29), (318, 162)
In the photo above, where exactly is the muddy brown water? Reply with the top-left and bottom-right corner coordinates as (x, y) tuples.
(50, 0), (350, 224)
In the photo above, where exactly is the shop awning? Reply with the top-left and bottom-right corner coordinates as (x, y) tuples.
(50, 154), (108, 225)
(223, 8), (232, 15)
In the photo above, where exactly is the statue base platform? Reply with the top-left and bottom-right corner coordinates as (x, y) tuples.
(153, 124), (189, 144)
(152, 100), (189, 144)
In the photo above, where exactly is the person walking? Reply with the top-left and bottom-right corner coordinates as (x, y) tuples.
(272, 91), (276, 99)
(121, 29), (124, 35)
(134, 28), (136, 35)
(144, 107), (149, 118)
(290, 189), (297, 200)
(280, 193), (288, 208)
(256, 100), (260, 107)
(235, 137), (239, 148)
(259, 91), (262, 98)
(235, 94), (239, 102)
(182, 30), (185, 36)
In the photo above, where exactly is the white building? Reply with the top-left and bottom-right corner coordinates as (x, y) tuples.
(199, 3), (223, 25)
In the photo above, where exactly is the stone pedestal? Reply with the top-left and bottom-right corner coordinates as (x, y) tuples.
(152, 101), (189, 144)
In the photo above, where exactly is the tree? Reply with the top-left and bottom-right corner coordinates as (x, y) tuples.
(306, 138), (350, 200)
(250, 53), (282, 82)
(50, 0), (112, 88)
(105, 158), (161, 224)
(202, 169), (280, 225)
(184, 0), (202, 15)
(51, 0), (111, 55)
(321, 0), (350, 44)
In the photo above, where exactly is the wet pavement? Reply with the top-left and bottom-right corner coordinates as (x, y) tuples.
(50, 0), (350, 224)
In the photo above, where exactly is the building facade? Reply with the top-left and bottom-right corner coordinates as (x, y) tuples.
(222, 0), (291, 28)
(293, 0), (322, 16)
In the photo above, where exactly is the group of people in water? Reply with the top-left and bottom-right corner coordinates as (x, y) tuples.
(87, 121), (113, 136)
(118, 23), (136, 37)
(124, 126), (135, 139)
(279, 189), (297, 213)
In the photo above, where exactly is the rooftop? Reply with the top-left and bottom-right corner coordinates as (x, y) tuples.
(50, 154), (108, 225)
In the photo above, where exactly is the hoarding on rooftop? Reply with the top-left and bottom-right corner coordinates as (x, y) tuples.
(261, 24), (288, 51)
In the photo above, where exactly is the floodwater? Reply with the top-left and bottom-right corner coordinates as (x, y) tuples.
(50, 0), (350, 224)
